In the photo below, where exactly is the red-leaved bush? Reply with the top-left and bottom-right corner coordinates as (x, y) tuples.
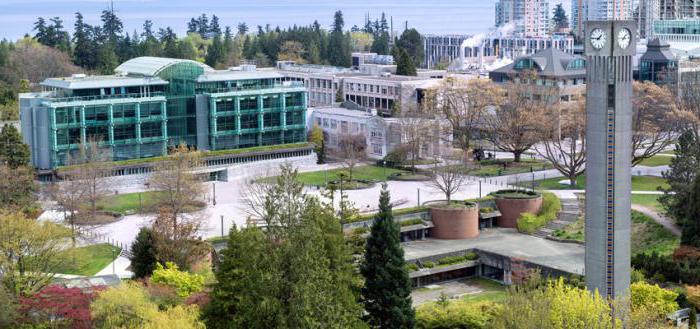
(19, 284), (103, 329)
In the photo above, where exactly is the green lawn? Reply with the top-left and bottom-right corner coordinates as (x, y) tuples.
(531, 174), (669, 191)
(293, 165), (407, 186)
(631, 194), (664, 213)
(631, 211), (679, 256)
(54, 243), (121, 276)
(459, 278), (507, 304)
(97, 191), (205, 215)
(443, 159), (551, 177)
(638, 155), (673, 167)
(553, 210), (678, 256)
(97, 191), (167, 215)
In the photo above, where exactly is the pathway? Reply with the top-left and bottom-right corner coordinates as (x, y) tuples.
(631, 204), (681, 236)
(533, 195), (582, 239)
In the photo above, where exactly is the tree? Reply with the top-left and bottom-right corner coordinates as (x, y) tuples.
(0, 164), (37, 212)
(71, 137), (113, 222)
(204, 165), (365, 328)
(395, 47), (417, 76)
(0, 285), (16, 328)
(429, 161), (467, 203)
(72, 12), (97, 69)
(328, 11), (351, 67)
(396, 28), (424, 68)
(661, 130), (700, 224)
(371, 32), (390, 55)
(399, 114), (436, 171)
(632, 81), (679, 166)
(537, 100), (587, 186)
(552, 4), (569, 29)
(205, 35), (225, 67)
(485, 71), (546, 162)
(682, 173), (700, 248)
(361, 185), (416, 328)
(1, 38), (80, 85)
(129, 227), (158, 279)
(426, 78), (503, 162)
(0, 124), (30, 168)
(338, 134), (367, 181)
(308, 123), (326, 164)
(0, 211), (70, 297)
(350, 32), (373, 52)
(19, 284), (100, 329)
(48, 169), (88, 250)
(277, 40), (306, 63)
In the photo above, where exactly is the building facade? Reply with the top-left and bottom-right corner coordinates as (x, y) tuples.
(423, 35), (471, 69)
(573, 0), (635, 38)
(489, 48), (587, 103)
(20, 57), (307, 169)
(495, 0), (550, 37)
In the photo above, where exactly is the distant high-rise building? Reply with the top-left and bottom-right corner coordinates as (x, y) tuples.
(495, 0), (550, 37)
(588, 0), (635, 20)
(659, 0), (700, 19)
(636, 0), (661, 38)
(572, 0), (590, 37)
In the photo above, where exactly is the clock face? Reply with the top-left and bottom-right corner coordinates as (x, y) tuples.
(617, 28), (631, 49)
(590, 28), (606, 50)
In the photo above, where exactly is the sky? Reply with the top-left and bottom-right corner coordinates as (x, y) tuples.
(0, 0), (571, 40)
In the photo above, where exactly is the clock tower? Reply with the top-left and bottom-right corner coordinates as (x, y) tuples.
(584, 20), (636, 299)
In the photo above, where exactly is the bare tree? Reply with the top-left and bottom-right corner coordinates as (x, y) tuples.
(631, 81), (679, 166)
(485, 71), (549, 162)
(0, 39), (79, 86)
(72, 137), (113, 221)
(537, 101), (586, 186)
(48, 171), (87, 249)
(398, 113), (435, 171)
(676, 70), (700, 135)
(428, 160), (468, 203)
(425, 77), (504, 162)
(338, 134), (367, 181)
(147, 144), (205, 241)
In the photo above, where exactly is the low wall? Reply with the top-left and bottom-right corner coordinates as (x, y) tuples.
(495, 197), (542, 228)
(429, 206), (479, 239)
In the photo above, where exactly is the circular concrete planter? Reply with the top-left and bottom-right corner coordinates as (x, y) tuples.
(428, 202), (479, 239)
(491, 190), (542, 228)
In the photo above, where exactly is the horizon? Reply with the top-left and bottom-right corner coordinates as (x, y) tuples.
(0, 0), (571, 41)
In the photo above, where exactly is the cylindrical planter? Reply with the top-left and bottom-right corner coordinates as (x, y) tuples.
(429, 203), (479, 239)
(492, 190), (543, 228)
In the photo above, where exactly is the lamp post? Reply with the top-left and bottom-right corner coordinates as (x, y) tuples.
(382, 160), (387, 181)
(111, 248), (116, 275)
(212, 183), (217, 206)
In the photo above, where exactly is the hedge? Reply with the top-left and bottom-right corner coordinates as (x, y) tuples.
(416, 300), (502, 329)
(516, 192), (561, 234)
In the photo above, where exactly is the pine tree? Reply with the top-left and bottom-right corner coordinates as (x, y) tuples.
(395, 48), (416, 76)
(0, 124), (30, 168)
(209, 15), (222, 36)
(328, 11), (351, 67)
(371, 32), (390, 55)
(661, 130), (700, 225)
(552, 4), (569, 29)
(129, 227), (158, 279)
(73, 12), (96, 69)
(206, 35), (225, 68)
(361, 184), (415, 328)
(684, 174), (700, 248)
(396, 28), (424, 68)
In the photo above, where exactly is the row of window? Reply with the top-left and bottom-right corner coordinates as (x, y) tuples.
(344, 82), (398, 96)
(54, 102), (163, 125)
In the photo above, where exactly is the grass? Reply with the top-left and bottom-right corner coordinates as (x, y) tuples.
(516, 192), (562, 234)
(54, 243), (121, 276)
(631, 210), (679, 256)
(531, 174), (669, 191)
(459, 278), (507, 304)
(289, 165), (407, 187)
(441, 159), (552, 177)
(631, 194), (664, 213)
(97, 191), (205, 216)
(553, 210), (679, 256)
(638, 155), (673, 167)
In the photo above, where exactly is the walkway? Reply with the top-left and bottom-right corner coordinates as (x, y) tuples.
(632, 204), (681, 236)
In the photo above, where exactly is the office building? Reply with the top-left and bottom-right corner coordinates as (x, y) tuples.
(495, 0), (550, 37)
(659, 0), (700, 19)
(653, 19), (700, 43)
(489, 48), (587, 103)
(423, 35), (471, 69)
(573, 0), (635, 38)
(20, 57), (307, 170)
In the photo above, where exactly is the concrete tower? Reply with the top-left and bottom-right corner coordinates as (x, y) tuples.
(584, 20), (636, 299)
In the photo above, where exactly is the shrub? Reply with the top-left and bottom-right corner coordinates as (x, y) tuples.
(479, 207), (494, 213)
(150, 262), (205, 298)
(435, 252), (479, 266)
(630, 281), (679, 318)
(673, 245), (700, 262)
(490, 189), (541, 199)
(423, 261), (435, 269)
(352, 227), (369, 235)
(400, 218), (424, 227)
(517, 192), (561, 234)
(130, 227), (158, 279)
(405, 263), (419, 272)
(416, 300), (501, 329)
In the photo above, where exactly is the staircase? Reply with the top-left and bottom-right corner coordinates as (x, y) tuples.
(532, 197), (581, 239)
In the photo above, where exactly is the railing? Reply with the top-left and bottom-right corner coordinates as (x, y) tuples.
(206, 82), (305, 94)
(44, 92), (166, 104)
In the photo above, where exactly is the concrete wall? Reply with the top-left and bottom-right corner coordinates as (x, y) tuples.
(430, 206), (480, 239)
(494, 196), (543, 228)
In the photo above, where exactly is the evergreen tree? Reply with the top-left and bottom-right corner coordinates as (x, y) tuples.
(206, 35), (225, 67)
(140, 20), (161, 57)
(684, 172), (700, 248)
(552, 4), (569, 29)
(223, 26), (234, 53)
(396, 28), (424, 68)
(129, 227), (158, 279)
(371, 32), (390, 55)
(210, 15), (222, 36)
(361, 184), (415, 328)
(0, 124), (30, 168)
(100, 8), (123, 45)
(328, 11), (351, 67)
(159, 27), (180, 58)
(237, 22), (249, 35)
(661, 130), (700, 225)
(197, 14), (210, 38)
(96, 43), (119, 74)
(72, 12), (97, 69)
(187, 18), (198, 34)
(395, 48), (417, 76)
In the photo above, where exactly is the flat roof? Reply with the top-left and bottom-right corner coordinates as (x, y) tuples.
(312, 107), (375, 119)
(41, 75), (168, 90)
(197, 70), (284, 83)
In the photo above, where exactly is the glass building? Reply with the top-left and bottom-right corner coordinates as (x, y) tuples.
(19, 57), (307, 169)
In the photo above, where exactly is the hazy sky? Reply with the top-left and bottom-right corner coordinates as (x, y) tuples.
(0, 0), (571, 40)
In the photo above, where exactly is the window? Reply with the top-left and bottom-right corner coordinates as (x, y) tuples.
(372, 143), (382, 155)
(341, 121), (348, 134)
(141, 122), (162, 138)
(330, 119), (338, 129)
(323, 118), (329, 128)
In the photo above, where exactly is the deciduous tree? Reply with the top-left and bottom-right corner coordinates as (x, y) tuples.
(632, 81), (679, 166)
(19, 284), (100, 329)
(429, 161), (467, 203)
(338, 133), (367, 181)
(537, 100), (586, 186)
(308, 123), (326, 164)
(361, 185), (415, 328)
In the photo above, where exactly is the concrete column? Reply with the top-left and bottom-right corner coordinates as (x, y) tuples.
(160, 102), (168, 155)
(281, 93), (287, 130)
(107, 104), (115, 146)
(135, 103), (142, 143)
(79, 105), (86, 145)
(210, 98), (218, 150)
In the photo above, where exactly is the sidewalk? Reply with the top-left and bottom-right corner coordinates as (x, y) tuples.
(95, 256), (134, 279)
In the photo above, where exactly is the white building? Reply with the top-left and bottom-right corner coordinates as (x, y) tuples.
(495, 0), (550, 37)
(310, 106), (452, 160)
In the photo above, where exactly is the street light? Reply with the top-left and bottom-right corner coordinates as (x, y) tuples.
(382, 160), (387, 181)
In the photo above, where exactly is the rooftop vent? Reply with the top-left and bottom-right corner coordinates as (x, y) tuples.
(71, 73), (87, 79)
(240, 64), (257, 72)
